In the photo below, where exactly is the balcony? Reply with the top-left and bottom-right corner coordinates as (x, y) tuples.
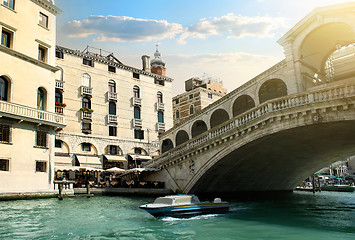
(156, 122), (165, 132)
(55, 106), (64, 115)
(107, 114), (117, 124)
(0, 100), (65, 128)
(155, 102), (164, 111)
(81, 86), (92, 96)
(131, 97), (142, 106)
(132, 118), (142, 128)
(106, 91), (117, 101)
(55, 80), (64, 90)
(81, 110), (92, 121)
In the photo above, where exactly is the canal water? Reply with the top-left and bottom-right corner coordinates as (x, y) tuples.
(0, 191), (354, 239)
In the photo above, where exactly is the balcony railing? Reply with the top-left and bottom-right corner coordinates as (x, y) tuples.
(132, 118), (142, 128)
(0, 100), (65, 127)
(131, 97), (142, 106)
(155, 102), (164, 111)
(81, 86), (92, 96)
(81, 111), (92, 121)
(106, 91), (117, 101)
(156, 122), (165, 132)
(107, 114), (117, 124)
(55, 80), (64, 90)
(55, 106), (64, 115)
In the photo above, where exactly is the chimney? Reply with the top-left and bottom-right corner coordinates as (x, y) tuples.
(142, 55), (151, 72)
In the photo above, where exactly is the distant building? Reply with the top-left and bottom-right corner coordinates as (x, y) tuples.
(0, 0), (63, 194)
(172, 77), (227, 126)
(54, 45), (173, 170)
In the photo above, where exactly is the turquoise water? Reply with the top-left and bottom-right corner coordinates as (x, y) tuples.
(0, 191), (354, 239)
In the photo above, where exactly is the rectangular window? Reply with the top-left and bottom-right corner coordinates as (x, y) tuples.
(55, 50), (63, 59)
(0, 123), (11, 143)
(1, 29), (12, 48)
(133, 72), (140, 79)
(0, 159), (9, 171)
(83, 58), (94, 67)
(175, 98), (179, 104)
(154, 78), (165, 86)
(82, 143), (91, 152)
(36, 131), (47, 148)
(134, 129), (144, 140)
(109, 126), (117, 136)
(35, 161), (47, 172)
(55, 140), (62, 148)
(109, 145), (118, 155)
(108, 65), (116, 73)
(2, 0), (14, 10)
(189, 94), (194, 99)
(82, 123), (91, 134)
(38, 45), (47, 62)
(208, 93), (213, 99)
(39, 12), (48, 28)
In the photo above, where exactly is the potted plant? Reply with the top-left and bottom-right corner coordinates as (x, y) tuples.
(55, 102), (67, 107)
(80, 107), (94, 112)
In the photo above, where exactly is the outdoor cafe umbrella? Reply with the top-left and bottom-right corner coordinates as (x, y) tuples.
(105, 167), (126, 173)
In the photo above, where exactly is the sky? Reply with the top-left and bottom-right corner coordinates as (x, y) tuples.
(55, 0), (355, 95)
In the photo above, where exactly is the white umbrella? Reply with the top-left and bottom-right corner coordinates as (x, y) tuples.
(105, 167), (126, 172)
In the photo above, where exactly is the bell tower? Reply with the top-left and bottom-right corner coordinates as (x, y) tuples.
(150, 43), (166, 76)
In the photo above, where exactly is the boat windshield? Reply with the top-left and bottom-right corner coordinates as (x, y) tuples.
(153, 197), (173, 205)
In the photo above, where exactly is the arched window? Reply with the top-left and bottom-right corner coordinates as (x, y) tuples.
(109, 101), (116, 115)
(82, 73), (91, 87)
(108, 80), (116, 93)
(0, 76), (8, 101)
(82, 97), (91, 109)
(158, 111), (164, 123)
(55, 91), (62, 103)
(37, 88), (45, 110)
(175, 110), (180, 119)
(157, 92), (163, 103)
(133, 85), (140, 98)
(189, 105), (194, 115)
(134, 106), (141, 119)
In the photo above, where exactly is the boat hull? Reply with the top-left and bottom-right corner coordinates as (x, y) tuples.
(140, 203), (230, 218)
(320, 185), (355, 192)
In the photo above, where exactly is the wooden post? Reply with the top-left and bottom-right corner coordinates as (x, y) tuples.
(312, 174), (316, 194)
(58, 183), (64, 200)
(86, 171), (91, 198)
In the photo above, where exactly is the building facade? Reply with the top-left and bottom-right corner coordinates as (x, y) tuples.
(0, 0), (64, 193)
(172, 77), (227, 126)
(54, 46), (173, 170)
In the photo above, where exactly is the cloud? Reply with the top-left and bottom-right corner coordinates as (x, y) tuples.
(62, 15), (183, 42)
(178, 13), (288, 44)
(163, 52), (280, 94)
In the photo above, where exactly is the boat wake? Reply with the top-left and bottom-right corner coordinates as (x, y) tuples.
(161, 214), (220, 221)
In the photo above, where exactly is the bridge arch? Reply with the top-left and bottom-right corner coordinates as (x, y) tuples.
(210, 109), (230, 129)
(232, 94), (256, 117)
(161, 138), (174, 153)
(175, 130), (189, 146)
(191, 120), (208, 138)
(258, 78), (287, 104)
(298, 22), (355, 87)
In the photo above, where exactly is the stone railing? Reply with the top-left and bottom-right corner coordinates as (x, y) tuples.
(0, 100), (65, 127)
(81, 111), (92, 120)
(55, 79), (64, 90)
(81, 86), (92, 96)
(106, 91), (117, 101)
(131, 97), (142, 106)
(55, 106), (64, 115)
(156, 122), (165, 132)
(148, 83), (355, 168)
(155, 102), (164, 111)
(107, 114), (117, 123)
(132, 118), (142, 128)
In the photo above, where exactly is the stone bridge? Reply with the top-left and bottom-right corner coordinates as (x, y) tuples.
(142, 2), (355, 194)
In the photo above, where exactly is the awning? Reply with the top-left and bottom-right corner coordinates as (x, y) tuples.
(104, 155), (127, 162)
(54, 155), (72, 166)
(76, 155), (102, 168)
(128, 154), (152, 161)
(54, 166), (104, 171)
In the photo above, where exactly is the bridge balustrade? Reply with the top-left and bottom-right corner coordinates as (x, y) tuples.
(147, 83), (355, 169)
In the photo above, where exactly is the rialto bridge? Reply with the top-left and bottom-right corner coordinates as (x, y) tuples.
(142, 2), (355, 194)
